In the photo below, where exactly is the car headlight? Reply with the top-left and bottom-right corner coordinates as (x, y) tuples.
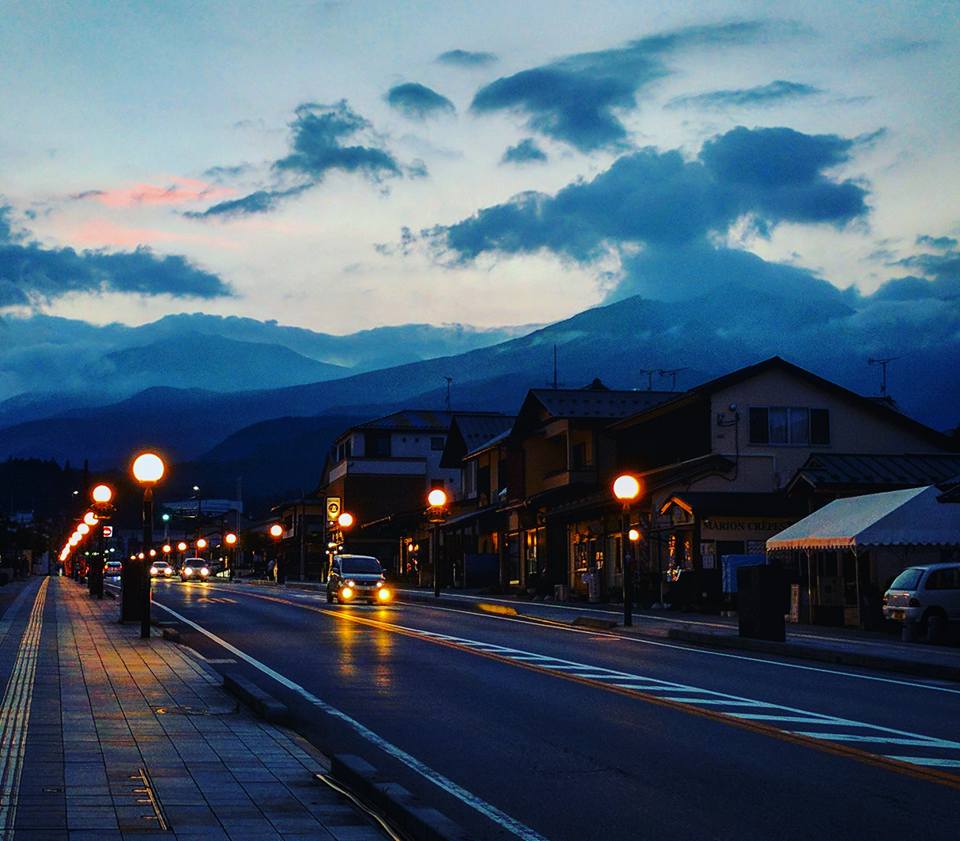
(184, 567), (193, 576)
(149, 567), (158, 575)
(200, 567), (210, 577)
(341, 586), (354, 600)
(377, 588), (392, 601)
(345, 579), (355, 587)
(164, 568), (172, 575)
(376, 580), (384, 588)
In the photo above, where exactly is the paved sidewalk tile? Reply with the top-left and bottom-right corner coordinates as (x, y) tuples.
(1, 578), (387, 841)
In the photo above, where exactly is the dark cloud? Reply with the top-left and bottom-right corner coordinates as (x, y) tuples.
(916, 234), (958, 250)
(666, 80), (821, 110)
(386, 83), (455, 119)
(470, 21), (798, 151)
(203, 163), (254, 181)
(437, 49), (498, 67)
(870, 275), (939, 301)
(191, 101), (404, 219)
(0, 205), (231, 302)
(433, 126), (868, 268)
(69, 189), (106, 201)
(501, 138), (547, 165)
(274, 101), (400, 181)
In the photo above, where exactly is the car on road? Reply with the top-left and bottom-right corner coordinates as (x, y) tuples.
(883, 562), (960, 641)
(181, 558), (211, 581)
(327, 554), (392, 604)
(103, 560), (122, 579)
(149, 560), (174, 578)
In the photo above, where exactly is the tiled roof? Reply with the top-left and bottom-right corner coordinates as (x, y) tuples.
(358, 409), (454, 431)
(530, 388), (675, 420)
(455, 414), (515, 454)
(790, 453), (960, 492)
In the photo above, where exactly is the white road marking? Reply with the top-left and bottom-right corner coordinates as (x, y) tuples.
(152, 600), (550, 841)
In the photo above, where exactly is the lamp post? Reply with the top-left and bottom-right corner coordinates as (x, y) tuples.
(427, 488), (448, 598)
(224, 532), (237, 579)
(613, 474), (642, 627)
(132, 452), (165, 639)
(269, 523), (283, 583)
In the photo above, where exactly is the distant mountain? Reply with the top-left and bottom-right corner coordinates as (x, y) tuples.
(102, 333), (348, 392)
(2, 279), (958, 474)
(0, 311), (538, 404)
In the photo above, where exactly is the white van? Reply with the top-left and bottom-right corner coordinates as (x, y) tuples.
(883, 563), (960, 641)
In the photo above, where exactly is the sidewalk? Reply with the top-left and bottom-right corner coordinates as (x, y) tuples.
(393, 585), (960, 682)
(0, 576), (388, 841)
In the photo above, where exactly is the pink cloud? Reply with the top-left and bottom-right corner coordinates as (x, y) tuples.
(70, 218), (238, 250)
(76, 177), (235, 207)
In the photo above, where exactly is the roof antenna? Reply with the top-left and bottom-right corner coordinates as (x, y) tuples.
(637, 369), (657, 391)
(868, 356), (900, 397)
(658, 367), (687, 391)
(552, 344), (558, 390)
(444, 376), (453, 411)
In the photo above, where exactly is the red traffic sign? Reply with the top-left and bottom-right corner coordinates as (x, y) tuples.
(102, 525), (114, 537)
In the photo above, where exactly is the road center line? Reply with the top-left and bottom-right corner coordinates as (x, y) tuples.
(152, 599), (550, 841)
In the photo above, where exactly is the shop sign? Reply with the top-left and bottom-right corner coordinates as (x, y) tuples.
(701, 516), (794, 542)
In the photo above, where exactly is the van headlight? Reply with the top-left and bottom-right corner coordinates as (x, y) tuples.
(341, 586), (354, 600)
(376, 580), (384, 588)
(345, 579), (355, 587)
(200, 567), (210, 577)
(149, 566), (158, 576)
(184, 567), (193, 576)
(377, 588), (392, 602)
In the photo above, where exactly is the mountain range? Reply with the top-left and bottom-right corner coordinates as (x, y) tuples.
(2, 272), (958, 512)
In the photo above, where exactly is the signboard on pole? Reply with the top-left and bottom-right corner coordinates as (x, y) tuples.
(326, 497), (341, 521)
(102, 525), (114, 538)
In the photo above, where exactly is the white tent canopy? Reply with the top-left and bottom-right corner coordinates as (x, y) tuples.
(767, 486), (960, 551)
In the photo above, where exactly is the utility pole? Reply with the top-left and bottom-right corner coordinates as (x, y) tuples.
(444, 376), (453, 411)
(868, 356), (900, 397)
(638, 369), (657, 390)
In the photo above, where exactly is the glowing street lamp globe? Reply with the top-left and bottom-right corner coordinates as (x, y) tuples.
(613, 474), (641, 502)
(177, 542), (188, 552)
(83, 511), (98, 527)
(224, 533), (238, 546)
(628, 528), (641, 542)
(132, 452), (165, 484)
(92, 484), (113, 504)
(427, 488), (448, 508)
(162, 544), (172, 554)
(337, 512), (354, 530)
(77, 523), (90, 536)
(196, 538), (208, 550)
(269, 524), (283, 539)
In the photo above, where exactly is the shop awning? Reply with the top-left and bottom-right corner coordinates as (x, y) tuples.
(766, 486), (960, 551)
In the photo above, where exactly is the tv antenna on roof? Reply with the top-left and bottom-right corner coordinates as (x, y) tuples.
(868, 356), (900, 397)
(546, 344), (568, 389)
(658, 368), (688, 391)
(443, 376), (453, 411)
(637, 369), (657, 391)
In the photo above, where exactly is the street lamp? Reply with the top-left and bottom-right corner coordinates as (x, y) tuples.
(224, 532), (237, 579)
(196, 537), (208, 553)
(613, 474), (642, 627)
(269, 524), (283, 583)
(426, 488), (448, 598)
(83, 511), (98, 526)
(132, 451), (166, 638)
(90, 483), (115, 599)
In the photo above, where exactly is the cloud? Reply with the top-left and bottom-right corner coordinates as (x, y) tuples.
(470, 21), (799, 151)
(666, 80), (821, 110)
(436, 49), (497, 67)
(191, 101), (404, 218)
(916, 234), (958, 250)
(501, 138), (547, 165)
(72, 177), (233, 207)
(184, 186), (309, 219)
(870, 275), (939, 301)
(432, 125), (868, 269)
(0, 205), (232, 303)
(386, 83), (455, 119)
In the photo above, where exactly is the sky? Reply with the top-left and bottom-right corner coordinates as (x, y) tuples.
(1, 0), (958, 333)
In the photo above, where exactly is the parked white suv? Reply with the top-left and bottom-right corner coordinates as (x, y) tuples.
(883, 563), (960, 641)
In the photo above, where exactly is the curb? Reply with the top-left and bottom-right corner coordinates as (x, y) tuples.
(668, 629), (960, 683)
(222, 672), (289, 723)
(330, 754), (470, 841)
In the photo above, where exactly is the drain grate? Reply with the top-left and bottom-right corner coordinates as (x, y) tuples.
(115, 768), (169, 833)
(151, 703), (236, 716)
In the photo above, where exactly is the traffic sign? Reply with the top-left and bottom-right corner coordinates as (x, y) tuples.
(102, 526), (114, 538)
(326, 497), (341, 520)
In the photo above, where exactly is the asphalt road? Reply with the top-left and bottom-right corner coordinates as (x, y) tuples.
(145, 580), (960, 841)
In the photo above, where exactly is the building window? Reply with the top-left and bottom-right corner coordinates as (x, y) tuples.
(463, 461), (477, 498)
(571, 441), (587, 470)
(431, 436), (445, 451)
(365, 431), (391, 457)
(749, 407), (829, 445)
